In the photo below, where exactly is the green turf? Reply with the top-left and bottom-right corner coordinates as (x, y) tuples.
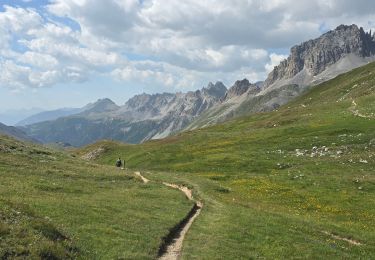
(0, 135), (193, 259)
(82, 62), (375, 259)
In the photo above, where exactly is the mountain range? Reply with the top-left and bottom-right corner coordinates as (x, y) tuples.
(20, 24), (375, 146)
(23, 82), (227, 146)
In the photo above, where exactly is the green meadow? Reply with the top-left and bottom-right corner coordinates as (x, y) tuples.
(0, 135), (192, 259)
(81, 62), (375, 258)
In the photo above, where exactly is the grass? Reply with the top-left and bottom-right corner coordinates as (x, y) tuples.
(0, 135), (193, 259)
(81, 62), (375, 258)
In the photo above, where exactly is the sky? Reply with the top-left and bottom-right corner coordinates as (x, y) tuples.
(1, 0), (375, 113)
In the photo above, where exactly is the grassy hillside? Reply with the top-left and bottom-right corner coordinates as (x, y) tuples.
(81, 62), (375, 258)
(0, 135), (193, 259)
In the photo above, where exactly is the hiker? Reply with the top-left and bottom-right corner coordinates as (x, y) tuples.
(116, 157), (122, 168)
(123, 159), (126, 169)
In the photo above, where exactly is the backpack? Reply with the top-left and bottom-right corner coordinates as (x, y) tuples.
(116, 160), (122, 167)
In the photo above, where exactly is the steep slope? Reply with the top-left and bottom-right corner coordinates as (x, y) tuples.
(16, 108), (82, 126)
(0, 122), (39, 143)
(24, 82), (227, 146)
(84, 61), (375, 259)
(188, 24), (375, 129)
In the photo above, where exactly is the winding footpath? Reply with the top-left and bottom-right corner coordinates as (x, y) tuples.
(134, 172), (203, 260)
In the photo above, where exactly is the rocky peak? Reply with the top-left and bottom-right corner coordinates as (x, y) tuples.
(223, 79), (259, 101)
(232, 79), (251, 94)
(264, 24), (375, 88)
(202, 81), (227, 99)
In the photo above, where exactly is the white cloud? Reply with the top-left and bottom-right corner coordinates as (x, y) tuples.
(1, 0), (375, 92)
(112, 60), (203, 90)
(18, 52), (59, 69)
(0, 60), (32, 89)
(0, 5), (42, 33)
(0, 5), (124, 90)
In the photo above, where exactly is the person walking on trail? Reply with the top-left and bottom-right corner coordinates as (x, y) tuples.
(123, 159), (126, 169)
(116, 157), (122, 168)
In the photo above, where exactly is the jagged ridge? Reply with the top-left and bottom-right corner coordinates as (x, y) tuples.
(264, 24), (375, 88)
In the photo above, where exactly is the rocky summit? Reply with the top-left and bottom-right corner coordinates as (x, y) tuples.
(264, 24), (375, 89)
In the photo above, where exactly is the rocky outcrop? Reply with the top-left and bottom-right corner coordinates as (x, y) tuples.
(264, 24), (375, 88)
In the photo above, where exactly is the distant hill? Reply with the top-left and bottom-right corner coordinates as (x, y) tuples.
(16, 107), (83, 126)
(0, 122), (39, 143)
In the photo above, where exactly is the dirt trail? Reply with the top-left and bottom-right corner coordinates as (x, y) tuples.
(322, 231), (362, 246)
(158, 203), (202, 260)
(133, 172), (202, 260)
(134, 171), (150, 183)
(159, 183), (203, 260)
(163, 183), (193, 201)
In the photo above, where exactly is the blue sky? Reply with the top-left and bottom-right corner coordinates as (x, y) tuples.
(0, 0), (375, 115)
(0, 0), (48, 10)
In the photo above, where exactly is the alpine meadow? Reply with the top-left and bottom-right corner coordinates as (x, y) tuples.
(1, 1), (375, 259)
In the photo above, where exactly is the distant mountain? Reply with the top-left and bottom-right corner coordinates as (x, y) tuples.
(79, 98), (120, 117)
(23, 82), (227, 146)
(0, 108), (44, 126)
(16, 99), (118, 126)
(0, 122), (39, 143)
(187, 24), (375, 129)
(16, 107), (83, 126)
